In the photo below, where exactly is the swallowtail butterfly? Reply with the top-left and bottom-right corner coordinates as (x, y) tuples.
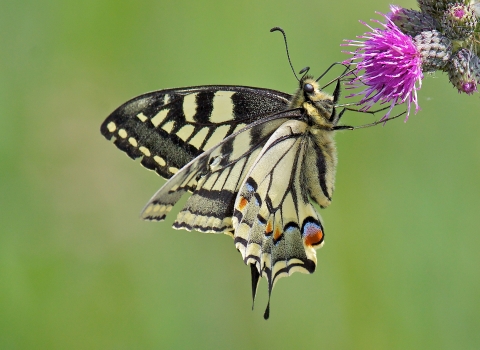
(101, 28), (359, 319)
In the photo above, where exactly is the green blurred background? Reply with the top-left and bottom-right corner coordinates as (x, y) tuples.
(2, 0), (479, 348)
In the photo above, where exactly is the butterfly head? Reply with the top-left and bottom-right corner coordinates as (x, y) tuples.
(290, 76), (336, 128)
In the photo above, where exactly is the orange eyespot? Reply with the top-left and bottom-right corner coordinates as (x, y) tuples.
(302, 220), (324, 246)
(304, 229), (323, 247)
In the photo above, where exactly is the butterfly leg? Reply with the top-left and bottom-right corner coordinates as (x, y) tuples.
(332, 79), (341, 105)
(352, 110), (406, 129)
(334, 104), (392, 114)
(332, 109), (354, 130)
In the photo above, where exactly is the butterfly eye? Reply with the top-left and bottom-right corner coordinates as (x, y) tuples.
(303, 83), (314, 93)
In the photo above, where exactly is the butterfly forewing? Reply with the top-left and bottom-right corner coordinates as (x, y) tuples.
(101, 86), (290, 179)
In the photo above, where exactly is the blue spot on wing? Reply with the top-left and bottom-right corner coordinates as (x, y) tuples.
(254, 193), (261, 206)
(245, 178), (257, 193)
(302, 221), (322, 236)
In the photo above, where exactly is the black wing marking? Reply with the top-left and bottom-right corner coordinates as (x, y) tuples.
(100, 85), (291, 179)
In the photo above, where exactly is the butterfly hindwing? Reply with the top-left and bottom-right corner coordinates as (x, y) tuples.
(141, 110), (304, 235)
(232, 119), (335, 317)
(100, 86), (291, 179)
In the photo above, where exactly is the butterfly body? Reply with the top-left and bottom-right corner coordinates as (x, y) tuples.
(101, 74), (345, 319)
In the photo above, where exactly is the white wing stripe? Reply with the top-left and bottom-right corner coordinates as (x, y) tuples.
(210, 91), (235, 123)
(182, 93), (198, 122)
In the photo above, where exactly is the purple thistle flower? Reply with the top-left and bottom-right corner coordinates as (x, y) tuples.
(343, 13), (423, 121)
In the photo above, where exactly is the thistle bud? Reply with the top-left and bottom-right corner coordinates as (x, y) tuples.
(441, 3), (477, 40)
(413, 30), (452, 71)
(417, 0), (452, 20)
(389, 6), (439, 36)
(447, 49), (480, 94)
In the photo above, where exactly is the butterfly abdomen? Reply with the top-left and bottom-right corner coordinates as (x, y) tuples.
(303, 132), (337, 208)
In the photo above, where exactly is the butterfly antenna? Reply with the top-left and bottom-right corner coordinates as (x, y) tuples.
(321, 65), (354, 89)
(270, 27), (299, 81)
(316, 62), (350, 83)
(299, 66), (311, 80)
